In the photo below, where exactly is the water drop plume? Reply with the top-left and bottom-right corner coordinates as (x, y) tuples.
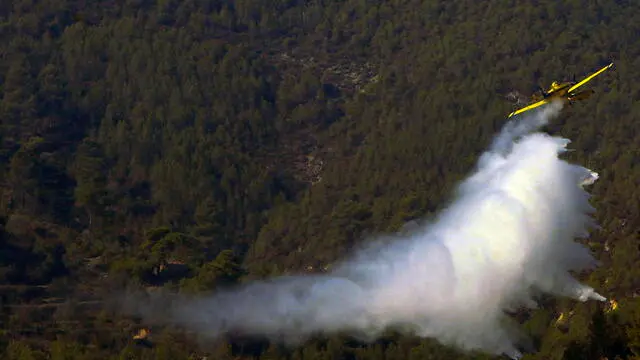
(124, 101), (605, 359)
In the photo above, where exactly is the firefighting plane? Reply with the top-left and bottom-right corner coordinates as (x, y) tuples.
(506, 62), (614, 118)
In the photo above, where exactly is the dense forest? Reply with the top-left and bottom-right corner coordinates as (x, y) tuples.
(1, 0), (639, 359)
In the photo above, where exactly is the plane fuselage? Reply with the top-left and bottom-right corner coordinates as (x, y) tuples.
(544, 82), (573, 98)
(507, 62), (613, 118)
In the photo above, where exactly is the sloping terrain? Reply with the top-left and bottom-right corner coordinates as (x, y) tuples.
(1, 1), (639, 359)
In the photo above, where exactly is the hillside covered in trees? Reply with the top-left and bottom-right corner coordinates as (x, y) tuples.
(1, 1), (639, 359)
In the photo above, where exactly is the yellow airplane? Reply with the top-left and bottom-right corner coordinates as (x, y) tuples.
(507, 62), (614, 118)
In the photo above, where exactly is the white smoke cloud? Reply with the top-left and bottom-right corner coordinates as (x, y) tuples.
(130, 101), (605, 359)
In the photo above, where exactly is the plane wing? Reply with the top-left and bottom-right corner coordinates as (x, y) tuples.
(507, 98), (550, 118)
(567, 62), (614, 93)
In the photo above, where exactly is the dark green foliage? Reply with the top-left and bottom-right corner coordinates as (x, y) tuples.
(562, 309), (632, 360)
(1, 0), (639, 360)
(180, 249), (245, 293)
